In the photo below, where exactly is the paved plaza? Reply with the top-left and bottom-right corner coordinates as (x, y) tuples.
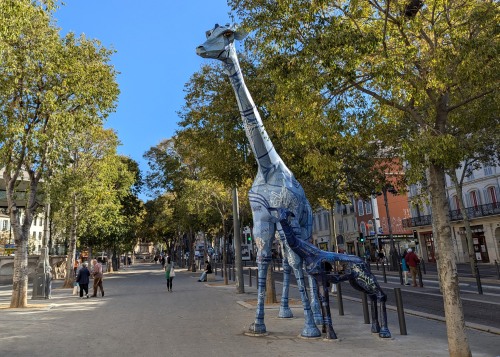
(0, 263), (499, 357)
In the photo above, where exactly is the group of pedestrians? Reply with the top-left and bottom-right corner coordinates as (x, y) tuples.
(401, 248), (420, 287)
(74, 259), (105, 299)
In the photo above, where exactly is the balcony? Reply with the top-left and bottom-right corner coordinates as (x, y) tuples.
(402, 215), (432, 228)
(402, 202), (500, 228)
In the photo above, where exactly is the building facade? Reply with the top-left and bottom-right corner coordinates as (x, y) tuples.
(402, 165), (500, 265)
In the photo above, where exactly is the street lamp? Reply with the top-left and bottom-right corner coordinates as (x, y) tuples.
(381, 184), (399, 271)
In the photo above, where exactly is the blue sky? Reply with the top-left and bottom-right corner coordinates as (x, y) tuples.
(55, 1), (233, 197)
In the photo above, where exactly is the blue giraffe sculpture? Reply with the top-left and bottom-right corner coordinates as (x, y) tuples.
(196, 24), (322, 338)
(276, 208), (392, 339)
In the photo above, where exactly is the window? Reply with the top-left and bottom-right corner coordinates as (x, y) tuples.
(39, 232), (42, 241)
(451, 195), (460, 211)
(338, 220), (344, 234)
(359, 222), (367, 235)
(365, 201), (372, 215)
(467, 190), (480, 210)
(486, 186), (499, 207)
(33, 217), (37, 226)
(39, 218), (43, 226)
(343, 219), (349, 232)
(484, 166), (493, 176)
(357, 200), (364, 216)
(336, 201), (342, 214)
(324, 213), (330, 230)
(318, 214), (323, 231)
(32, 231), (36, 240)
(2, 220), (7, 231)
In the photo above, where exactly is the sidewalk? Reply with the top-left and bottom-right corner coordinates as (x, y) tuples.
(0, 263), (498, 357)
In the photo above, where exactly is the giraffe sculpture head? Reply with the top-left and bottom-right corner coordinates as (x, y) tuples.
(196, 23), (247, 61)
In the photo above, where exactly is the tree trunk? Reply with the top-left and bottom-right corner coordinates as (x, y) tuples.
(63, 194), (78, 288)
(10, 230), (29, 308)
(451, 174), (477, 277)
(265, 263), (277, 304)
(8, 173), (37, 308)
(428, 163), (471, 357)
(232, 187), (244, 293)
(222, 221), (228, 285)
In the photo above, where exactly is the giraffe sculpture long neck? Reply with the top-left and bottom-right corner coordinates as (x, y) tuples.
(222, 52), (282, 173)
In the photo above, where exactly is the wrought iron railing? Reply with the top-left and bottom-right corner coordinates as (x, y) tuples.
(402, 202), (500, 228)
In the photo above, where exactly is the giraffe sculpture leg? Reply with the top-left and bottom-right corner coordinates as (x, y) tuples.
(307, 272), (324, 325)
(249, 260), (270, 334)
(285, 245), (321, 338)
(293, 267), (321, 337)
(349, 264), (391, 338)
(278, 255), (293, 318)
(316, 273), (337, 339)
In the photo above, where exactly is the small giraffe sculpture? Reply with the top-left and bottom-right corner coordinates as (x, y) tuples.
(196, 24), (322, 337)
(276, 208), (392, 339)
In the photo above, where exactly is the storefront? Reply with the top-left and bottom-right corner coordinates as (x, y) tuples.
(457, 225), (489, 263)
(421, 231), (436, 262)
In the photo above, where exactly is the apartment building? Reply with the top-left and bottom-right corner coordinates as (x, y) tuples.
(402, 165), (500, 264)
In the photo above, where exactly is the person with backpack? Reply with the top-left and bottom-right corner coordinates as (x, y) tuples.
(404, 248), (420, 287)
(165, 256), (175, 292)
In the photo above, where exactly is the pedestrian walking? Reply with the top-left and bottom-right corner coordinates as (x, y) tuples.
(165, 256), (175, 292)
(91, 259), (104, 297)
(160, 255), (166, 269)
(377, 249), (385, 264)
(401, 251), (410, 285)
(76, 262), (91, 298)
(405, 248), (420, 287)
(198, 260), (212, 282)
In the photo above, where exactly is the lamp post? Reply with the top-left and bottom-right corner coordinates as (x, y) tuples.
(382, 184), (399, 271)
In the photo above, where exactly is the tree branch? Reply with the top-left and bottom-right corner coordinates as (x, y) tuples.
(448, 89), (496, 112)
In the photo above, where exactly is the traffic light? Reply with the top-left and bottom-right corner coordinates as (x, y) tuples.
(247, 235), (252, 243)
(359, 233), (365, 243)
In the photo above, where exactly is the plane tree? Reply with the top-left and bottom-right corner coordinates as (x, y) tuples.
(229, 1), (499, 354)
(0, 0), (118, 307)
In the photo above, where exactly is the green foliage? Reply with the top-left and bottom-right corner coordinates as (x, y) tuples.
(230, 0), (499, 182)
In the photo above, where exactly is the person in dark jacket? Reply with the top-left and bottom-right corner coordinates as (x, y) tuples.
(76, 262), (91, 298)
(198, 260), (212, 282)
(404, 248), (420, 287)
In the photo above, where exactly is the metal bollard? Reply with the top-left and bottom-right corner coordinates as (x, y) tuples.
(382, 261), (387, 283)
(232, 265), (236, 282)
(361, 292), (370, 324)
(249, 268), (252, 287)
(337, 283), (344, 316)
(376, 260), (379, 270)
(417, 263), (424, 288)
(473, 262), (483, 295)
(495, 260), (500, 280)
(420, 259), (426, 274)
(394, 288), (407, 335)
